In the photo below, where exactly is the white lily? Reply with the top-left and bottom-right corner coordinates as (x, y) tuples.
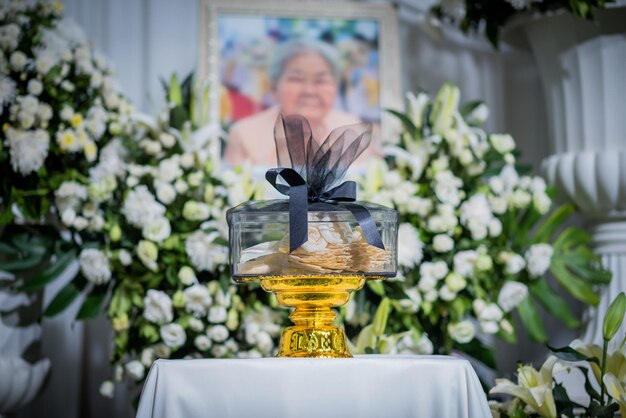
(570, 339), (626, 385)
(603, 372), (626, 417)
(429, 83), (460, 135)
(490, 356), (557, 418)
(406, 91), (429, 130)
(382, 144), (429, 180)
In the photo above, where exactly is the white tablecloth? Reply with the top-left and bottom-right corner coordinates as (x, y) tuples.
(136, 355), (491, 418)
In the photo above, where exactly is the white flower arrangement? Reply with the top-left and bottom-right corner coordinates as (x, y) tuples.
(349, 83), (610, 362)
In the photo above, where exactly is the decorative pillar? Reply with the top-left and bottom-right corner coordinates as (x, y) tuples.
(523, 6), (626, 348)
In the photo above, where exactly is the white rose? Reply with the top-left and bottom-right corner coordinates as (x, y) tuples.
(433, 234), (454, 252)
(155, 182), (176, 205)
(160, 323), (187, 348)
(194, 335), (212, 351)
(79, 249), (111, 285)
(448, 320), (475, 344)
(180, 153), (195, 169)
(143, 289), (173, 324)
(208, 306), (227, 323)
(497, 282), (528, 312)
(153, 344), (171, 359)
(211, 345), (228, 358)
(478, 303), (503, 322)
(188, 317), (204, 332)
(73, 216), (88, 231)
(423, 290), (438, 303)
(157, 158), (182, 182)
(445, 272), (467, 292)
(418, 275), (437, 293)
(525, 244), (554, 278)
(489, 134), (515, 154)
(99, 380), (114, 398)
(142, 217), (171, 243)
(174, 179), (188, 194)
(207, 325), (229, 342)
(61, 208), (76, 226)
(178, 266), (196, 286)
(125, 360), (145, 381)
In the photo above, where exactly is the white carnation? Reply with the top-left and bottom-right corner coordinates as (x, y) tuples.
(178, 266), (196, 286)
(504, 253), (526, 275)
(453, 250), (478, 278)
(397, 223), (423, 269)
(7, 128), (50, 175)
(185, 231), (228, 272)
(433, 234), (454, 253)
(155, 181), (176, 205)
(183, 285), (212, 316)
(497, 282), (528, 312)
(525, 244), (554, 278)
(122, 185), (166, 228)
(160, 323), (187, 348)
(79, 249), (111, 285)
(27, 79), (43, 96)
(124, 361), (145, 381)
(157, 157), (182, 183)
(460, 194), (495, 240)
(0, 75), (17, 108)
(434, 171), (463, 207)
(143, 289), (173, 324)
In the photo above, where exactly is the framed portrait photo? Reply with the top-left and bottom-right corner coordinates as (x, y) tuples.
(199, 0), (401, 168)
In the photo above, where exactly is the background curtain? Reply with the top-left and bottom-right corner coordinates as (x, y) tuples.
(13, 1), (583, 417)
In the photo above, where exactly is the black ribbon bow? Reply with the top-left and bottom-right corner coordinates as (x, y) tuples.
(266, 114), (384, 253)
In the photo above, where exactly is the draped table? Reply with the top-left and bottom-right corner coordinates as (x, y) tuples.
(136, 355), (491, 418)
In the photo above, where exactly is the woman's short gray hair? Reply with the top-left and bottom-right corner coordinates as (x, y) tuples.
(268, 38), (340, 86)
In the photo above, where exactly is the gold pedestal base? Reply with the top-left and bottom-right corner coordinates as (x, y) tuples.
(256, 274), (378, 358)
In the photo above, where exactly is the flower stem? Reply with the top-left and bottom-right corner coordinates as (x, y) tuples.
(600, 339), (609, 406)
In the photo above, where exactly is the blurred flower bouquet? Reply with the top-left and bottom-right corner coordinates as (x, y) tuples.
(0, 1), (132, 299)
(489, 293), (626, 418)
(431, 0), (612, 47)
(56, 74), (288, 397)
(348, 83), (610, 365)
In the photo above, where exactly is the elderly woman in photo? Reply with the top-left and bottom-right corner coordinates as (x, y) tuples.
(224, 38), (365, 166)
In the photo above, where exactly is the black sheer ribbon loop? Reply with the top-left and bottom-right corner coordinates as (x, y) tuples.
(266, 168), (384, 253)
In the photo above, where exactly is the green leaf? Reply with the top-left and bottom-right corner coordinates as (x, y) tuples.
(76, 292), (106, 320)
(578, 366), (601, 401)
(552, 226), (591, 251)
(169, 105), (188, 130)
(109, 286), (132, 317)
(0, 202), (13, 225)
(547, 345), (599, 364)
(367, 280), (385, 296)
(385, 109), (417, 138)
(550, 261), (599, 305)
(528, 279), (580, 328)
(372, 297), (390, 337)
(0, 242), (20, 255)
(168, 73), (183, 106)
(531, 203), (575, 243)
(517, 297), (548, 342)
(0, 251), (47, 272)
(19, 250), (77, 292)
(459, 100), (482, 118)
(45, 282), (81, 317)
(553, 382), (575, 417)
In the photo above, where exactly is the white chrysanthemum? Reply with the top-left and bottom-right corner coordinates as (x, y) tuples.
(79, 249), (111, 285)
(0, 74), (17, 108)
(453, 250), (478, 278)
(397, 223), (423, 269)
(183, 284), (212, 316)
(122, 185), (166, 228)
(143, 289), (173, 324)
(124, 361), (145, 382)
(525, 244), (554, 278)
(160, 323), (186, 348)
(497, 281), (528, 312)
(184, 231), (228, 272)
(142, 217), (171, 243)
(448, 320), (475, 344)
(7, 128), (50, 175)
